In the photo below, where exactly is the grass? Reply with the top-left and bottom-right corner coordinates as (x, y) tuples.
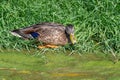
(0, 1), (120, 79)
(0, 50), (120, 80)
(0, 0), (120, 54)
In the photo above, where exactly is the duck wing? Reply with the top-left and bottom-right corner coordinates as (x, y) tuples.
(10, 22), (65, 39)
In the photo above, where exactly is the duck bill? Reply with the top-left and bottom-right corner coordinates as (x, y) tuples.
(70, 33), (76, 44)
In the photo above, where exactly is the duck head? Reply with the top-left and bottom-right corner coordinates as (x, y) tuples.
(65, 24), (76, 44)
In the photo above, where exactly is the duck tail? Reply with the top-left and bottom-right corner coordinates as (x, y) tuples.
(10, 29), (22, 38)
(10, 29), (33, 39)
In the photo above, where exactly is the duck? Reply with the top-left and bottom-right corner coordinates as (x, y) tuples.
(10, 22), (76, 48)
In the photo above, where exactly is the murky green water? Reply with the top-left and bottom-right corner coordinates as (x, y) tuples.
(0, 50), (120, 80)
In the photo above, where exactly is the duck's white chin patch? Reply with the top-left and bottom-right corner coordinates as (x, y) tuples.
(10, 31), (22, 38)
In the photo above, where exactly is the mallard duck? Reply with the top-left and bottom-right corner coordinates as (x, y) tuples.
(10, 22), (76, 48)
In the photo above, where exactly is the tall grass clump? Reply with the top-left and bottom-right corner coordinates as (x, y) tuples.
(0, 0), (120, 54)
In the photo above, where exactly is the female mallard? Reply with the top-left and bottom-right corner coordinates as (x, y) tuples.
(10, 22), (76, 48)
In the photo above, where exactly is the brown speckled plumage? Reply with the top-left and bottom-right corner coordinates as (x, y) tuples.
(10, 22), (74, 46)
(37, 26), (68, 45)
